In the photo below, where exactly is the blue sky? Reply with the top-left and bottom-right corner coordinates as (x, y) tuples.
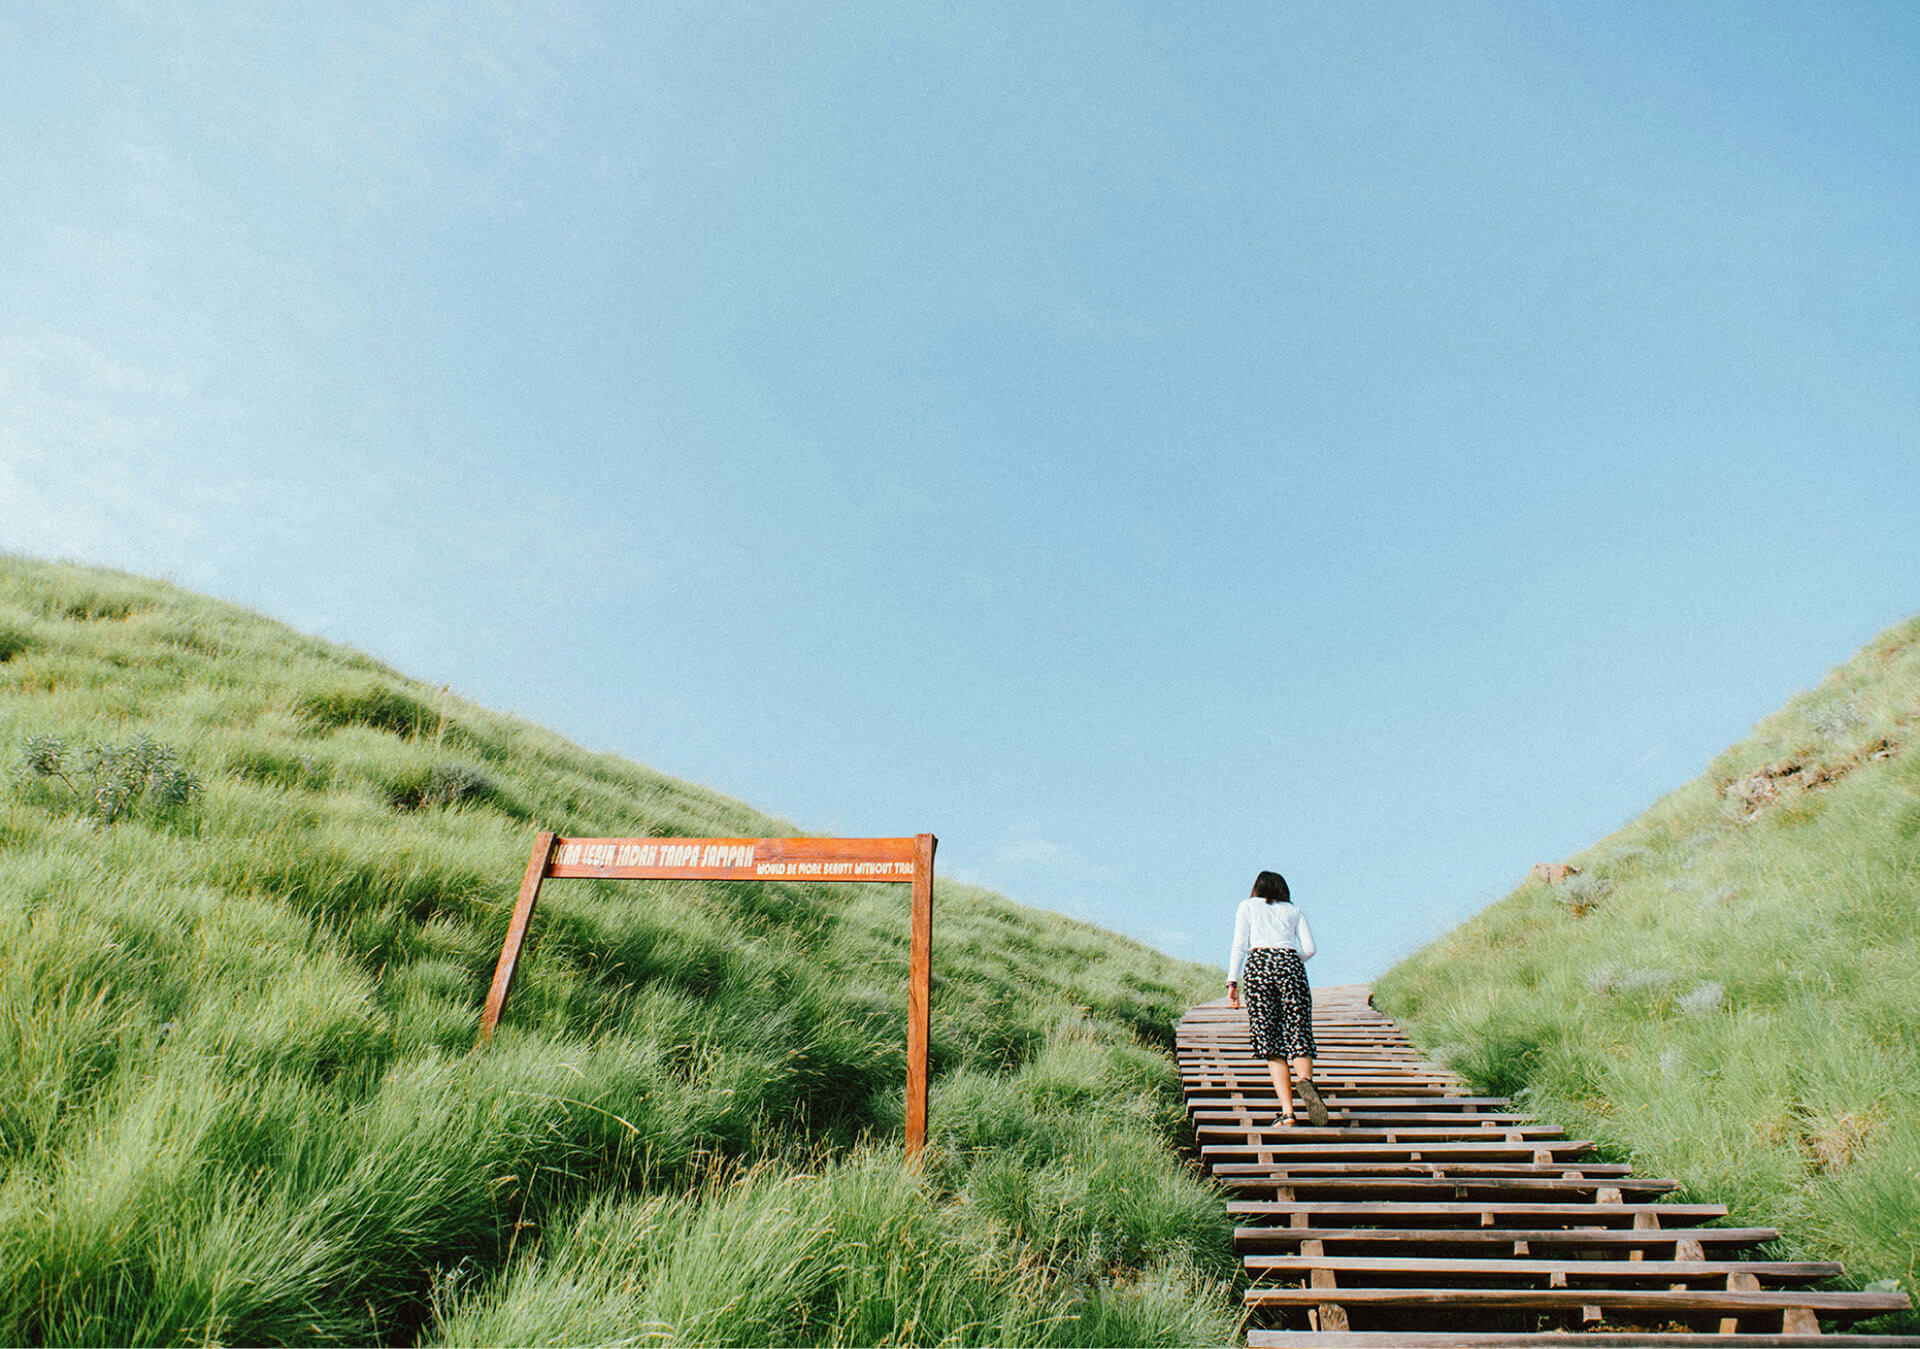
(4, 3), (1916, 985)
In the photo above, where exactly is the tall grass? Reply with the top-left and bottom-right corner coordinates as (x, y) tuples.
(1376, 614), (1920, 1332)
(0, 557), (1235, 1346)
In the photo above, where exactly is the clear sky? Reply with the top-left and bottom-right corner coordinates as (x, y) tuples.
(4, 3), (1917, 985)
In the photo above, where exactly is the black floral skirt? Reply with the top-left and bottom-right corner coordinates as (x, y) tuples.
(1243, 947), (1316, 1061)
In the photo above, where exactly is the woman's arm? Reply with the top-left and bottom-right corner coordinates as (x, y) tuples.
(1296, 910), (1316, 962)
(1228, 900), (1251, 984)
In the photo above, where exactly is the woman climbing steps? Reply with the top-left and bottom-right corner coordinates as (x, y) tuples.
(1225, 870), (1326, 1127)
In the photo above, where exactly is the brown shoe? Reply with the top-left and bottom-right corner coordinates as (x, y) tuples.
(1295, 1078), (1329, 1127)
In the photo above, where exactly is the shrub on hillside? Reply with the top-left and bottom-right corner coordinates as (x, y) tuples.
(1554, 872), (1612, 917)
(0, 626), (32, 662)
(17, 732), (201, 824)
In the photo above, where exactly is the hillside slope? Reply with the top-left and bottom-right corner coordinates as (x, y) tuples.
(1376, 614), (1920, 1327)
(0, 557), (1237, 1347)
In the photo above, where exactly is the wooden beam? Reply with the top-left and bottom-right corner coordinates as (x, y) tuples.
(905, 833), (936, 1159)
(478, 830), (557, 1044)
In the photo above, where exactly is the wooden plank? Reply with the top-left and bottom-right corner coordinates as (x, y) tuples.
(546, 834), (918, 882)
(1239, 1287), (1909, 1316)
(1228, 1201), (1729, 1224)
(904, 832), (935, 1159)
(477, 830), (558, 1043)
(1202, 1140), (1592, 1158)
(1243, 1255), (1845, 1282)
(1222, 1163), (1635, 1181)
(1194, 1112), (1543, 1127)
(1234, 1226), (1782, 1253)
(1247, 1334), (1920, 1347)
(1197, 1125), (1563, 1142)
(1219, 1175), (1678, 1196)
(1188, 1095), (1516, 1109)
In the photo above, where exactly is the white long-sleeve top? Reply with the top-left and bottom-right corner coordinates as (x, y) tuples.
(1227, 899), (1315, 982)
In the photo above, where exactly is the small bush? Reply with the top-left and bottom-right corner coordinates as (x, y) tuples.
(0, 627), (31, 662)
(1555, 872), (1613, 917)
(17, 733), (201, 824)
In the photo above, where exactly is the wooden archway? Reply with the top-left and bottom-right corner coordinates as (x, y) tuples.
(479, 832), (938, 1155)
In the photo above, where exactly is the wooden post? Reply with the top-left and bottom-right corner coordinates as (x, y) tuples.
(905, 832), (937, 1159)
(478, 831), (557, 1044)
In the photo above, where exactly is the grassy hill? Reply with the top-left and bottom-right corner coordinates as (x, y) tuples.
(0, 557), (1237, 1347)
(1376, 614), (1920, 1329)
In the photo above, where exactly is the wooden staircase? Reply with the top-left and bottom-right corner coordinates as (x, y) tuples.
(1178, 986), (1918, 1348)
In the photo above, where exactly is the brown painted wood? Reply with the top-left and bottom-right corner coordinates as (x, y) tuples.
(905, 832), (935, 1159)
(1243, 1256), (1846, 1283)
(546, 834), (919, 881)
(1202, 1140), (1592, 1159)
(1239, 1287), (1908, 1317)
(1248, 1335), (1920, 1347)
(480, 829), (937, 1162)
(477, 830), (557, 1043)
(1228, 1228), (1781, 1258)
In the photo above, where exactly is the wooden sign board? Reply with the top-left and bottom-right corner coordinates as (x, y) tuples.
(479, 832), (937, 1156)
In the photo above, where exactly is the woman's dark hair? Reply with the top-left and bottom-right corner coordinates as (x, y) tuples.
(1252, 870), (1290, 904)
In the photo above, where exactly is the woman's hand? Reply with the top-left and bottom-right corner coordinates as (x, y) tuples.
(1227, 981), (1239, 1008)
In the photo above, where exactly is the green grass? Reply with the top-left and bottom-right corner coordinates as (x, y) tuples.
(1376, 614), (1920, 1332)
(0, 556), (1238, 1347)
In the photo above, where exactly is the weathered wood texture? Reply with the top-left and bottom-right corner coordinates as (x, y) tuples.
(480, 832), (937, 1156)
(1179, 988), (1916, 1345)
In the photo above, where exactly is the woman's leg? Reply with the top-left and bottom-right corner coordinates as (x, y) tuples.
(1290, 1055), (1326, 1125)
(1267, 1058), (1296, 1120)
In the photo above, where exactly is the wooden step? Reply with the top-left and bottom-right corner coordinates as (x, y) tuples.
(1201, 1140), (1592, 1160)
(1247, 1334), (1920, 1347)
(1244, 1255), (1845, 1285)
(1220, 1163), (1636, 1181)
(1234, 1226), (1782, 1254)
(1220, 1175), (1680, 1198)
(1198, 1120), (1559, 1136)
(1187, 1094), (1514, 1110)
(1228, 1200), (1729, 1226)
(1194, 1111), (1543, 1128)
(1240, 1284), (1911, 1320)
